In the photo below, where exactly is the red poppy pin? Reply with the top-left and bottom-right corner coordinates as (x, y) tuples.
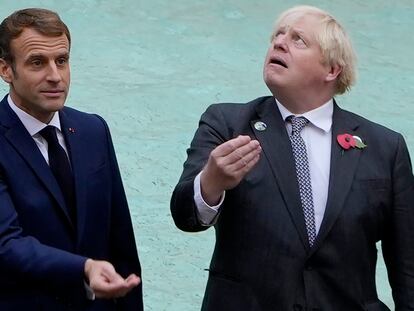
(337, 133), (366, 153)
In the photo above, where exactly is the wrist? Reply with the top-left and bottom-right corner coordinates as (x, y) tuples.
(84, 258), (94, 281)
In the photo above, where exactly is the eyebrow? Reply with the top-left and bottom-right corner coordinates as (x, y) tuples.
(25, 54), (46, 62)
(277, 24), (305, 35)
(277, 25), (288, 32)
(26, 52), (70, 61)
(57, 52), (70, 59)
(293, 28), (306, 36)
(291, 28), (311, 41)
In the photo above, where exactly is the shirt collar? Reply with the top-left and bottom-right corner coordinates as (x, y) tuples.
(275, 98), (333, 133)
(7, 95), (62, 136)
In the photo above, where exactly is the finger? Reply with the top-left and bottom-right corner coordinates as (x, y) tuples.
(110, 277), (139, 297)
(243, 154), (261, 173)
(228, 154), (261, 179)
(228, 145), (261, 172)
(231, 145), (262, 171)
(223, 140), (261, 169)
(227, 140), (261, 164)
(213, 135), (252, 158)
(93, 278), (128, 298)
(99, 265), (121, 283)
(215, 139), (260, 169)
(115, 276), (140, 297)
(95, 273), (140, 297)
(125, 274), (141, 286)
(92, 270), (124, 290)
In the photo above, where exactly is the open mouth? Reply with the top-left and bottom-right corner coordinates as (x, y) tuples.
(270, 58), (288, 68)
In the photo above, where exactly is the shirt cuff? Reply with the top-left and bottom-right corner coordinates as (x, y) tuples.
(84, 280), (96, 300)
(193, 171), (225, 226)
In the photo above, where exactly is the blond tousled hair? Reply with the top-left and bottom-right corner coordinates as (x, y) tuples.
(272, 5), (357, 94)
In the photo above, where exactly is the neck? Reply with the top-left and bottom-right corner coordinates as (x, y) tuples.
(272, 88), (334, 114)
(9, 91), (55, 124)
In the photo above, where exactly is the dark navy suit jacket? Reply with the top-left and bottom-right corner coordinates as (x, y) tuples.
(0, 96), (143, 311)
(171, 96), (414, 311)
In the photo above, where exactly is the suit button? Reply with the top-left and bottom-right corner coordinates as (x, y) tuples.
(293, 304), (303, 311)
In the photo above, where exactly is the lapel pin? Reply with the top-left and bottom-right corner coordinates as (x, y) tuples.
(254, 121), (267, 131)
(68, 127), (76, 133)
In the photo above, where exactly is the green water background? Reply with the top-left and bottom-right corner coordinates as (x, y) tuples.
(1, 0), (414, 309)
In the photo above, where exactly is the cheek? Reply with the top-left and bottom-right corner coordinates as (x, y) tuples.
(65, 70), (71, 82)
(296, 56), (326, 76)
(16, 77), (37, 89)
(264, 46), (273, 62)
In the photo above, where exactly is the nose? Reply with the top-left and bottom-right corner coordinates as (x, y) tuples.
(46, 62), (62, 83)
(273, 33), (288, 52)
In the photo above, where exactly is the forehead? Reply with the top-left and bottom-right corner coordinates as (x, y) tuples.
(11, 27), (69, 59)
(276, 12), (322, 34)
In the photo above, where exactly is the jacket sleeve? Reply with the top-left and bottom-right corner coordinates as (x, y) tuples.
(381, 134), (414, 309)
(0, 174), (87, 288)
(170, 104), (229, 232)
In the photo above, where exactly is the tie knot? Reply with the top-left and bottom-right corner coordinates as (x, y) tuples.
(39, 126), (58, 144)
(287, 116), (309, 134)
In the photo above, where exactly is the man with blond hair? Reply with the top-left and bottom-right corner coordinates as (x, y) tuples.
(171, 5), (414, 310)
(0, 8), (143, 310)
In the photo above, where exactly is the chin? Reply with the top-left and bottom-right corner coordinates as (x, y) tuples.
(44, 101), (66, 112)
(264, 76), (283, 91)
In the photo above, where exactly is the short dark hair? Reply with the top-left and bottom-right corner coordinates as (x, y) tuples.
(0, 8), (71, 64)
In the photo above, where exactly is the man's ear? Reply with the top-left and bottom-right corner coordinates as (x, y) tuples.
(0, 58), (13, 83)
(325, 64), (342, 82)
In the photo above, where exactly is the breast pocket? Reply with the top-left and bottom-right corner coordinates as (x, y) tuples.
(352, 179), (391, 208)
(347, 179), (392, 233)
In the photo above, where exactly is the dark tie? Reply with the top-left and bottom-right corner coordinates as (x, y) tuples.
(39, 126), (76, 223)
(287, 116), (317, 247)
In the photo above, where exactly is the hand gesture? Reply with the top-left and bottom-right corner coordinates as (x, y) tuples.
(84, 259), (140, 299)
(200, 135), (261, 205)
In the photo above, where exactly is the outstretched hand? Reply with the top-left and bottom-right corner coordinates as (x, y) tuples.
(84, 259), (140, 299)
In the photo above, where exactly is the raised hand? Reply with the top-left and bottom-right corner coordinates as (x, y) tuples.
(200, 135), (261, 205)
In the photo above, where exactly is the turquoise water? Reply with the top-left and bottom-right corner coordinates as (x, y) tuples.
(2, 1), (414, 309)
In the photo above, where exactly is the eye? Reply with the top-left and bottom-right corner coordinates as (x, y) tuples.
(56, 57), (68, 66)
(31, 59), (43, 67)
(292, 34), (306, 47)
(275, 30), (284, 38)
(273, 27), (286, 39)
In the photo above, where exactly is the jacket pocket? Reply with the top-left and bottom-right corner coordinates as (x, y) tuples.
(202, 272), (260, 311)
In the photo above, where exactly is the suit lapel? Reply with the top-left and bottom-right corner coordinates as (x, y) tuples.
(59, 109), (87, 242)
(251, 97), (309, 250)
(0, 98), (74, 229)
(309, 103), (361, 254)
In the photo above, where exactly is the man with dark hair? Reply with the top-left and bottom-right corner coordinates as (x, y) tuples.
(0, 8), (143, 310)
(171, 5), (414, 310)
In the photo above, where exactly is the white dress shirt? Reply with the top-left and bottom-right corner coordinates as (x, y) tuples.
(7, 95), (69, 162)
(194, 98), (333, 234)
